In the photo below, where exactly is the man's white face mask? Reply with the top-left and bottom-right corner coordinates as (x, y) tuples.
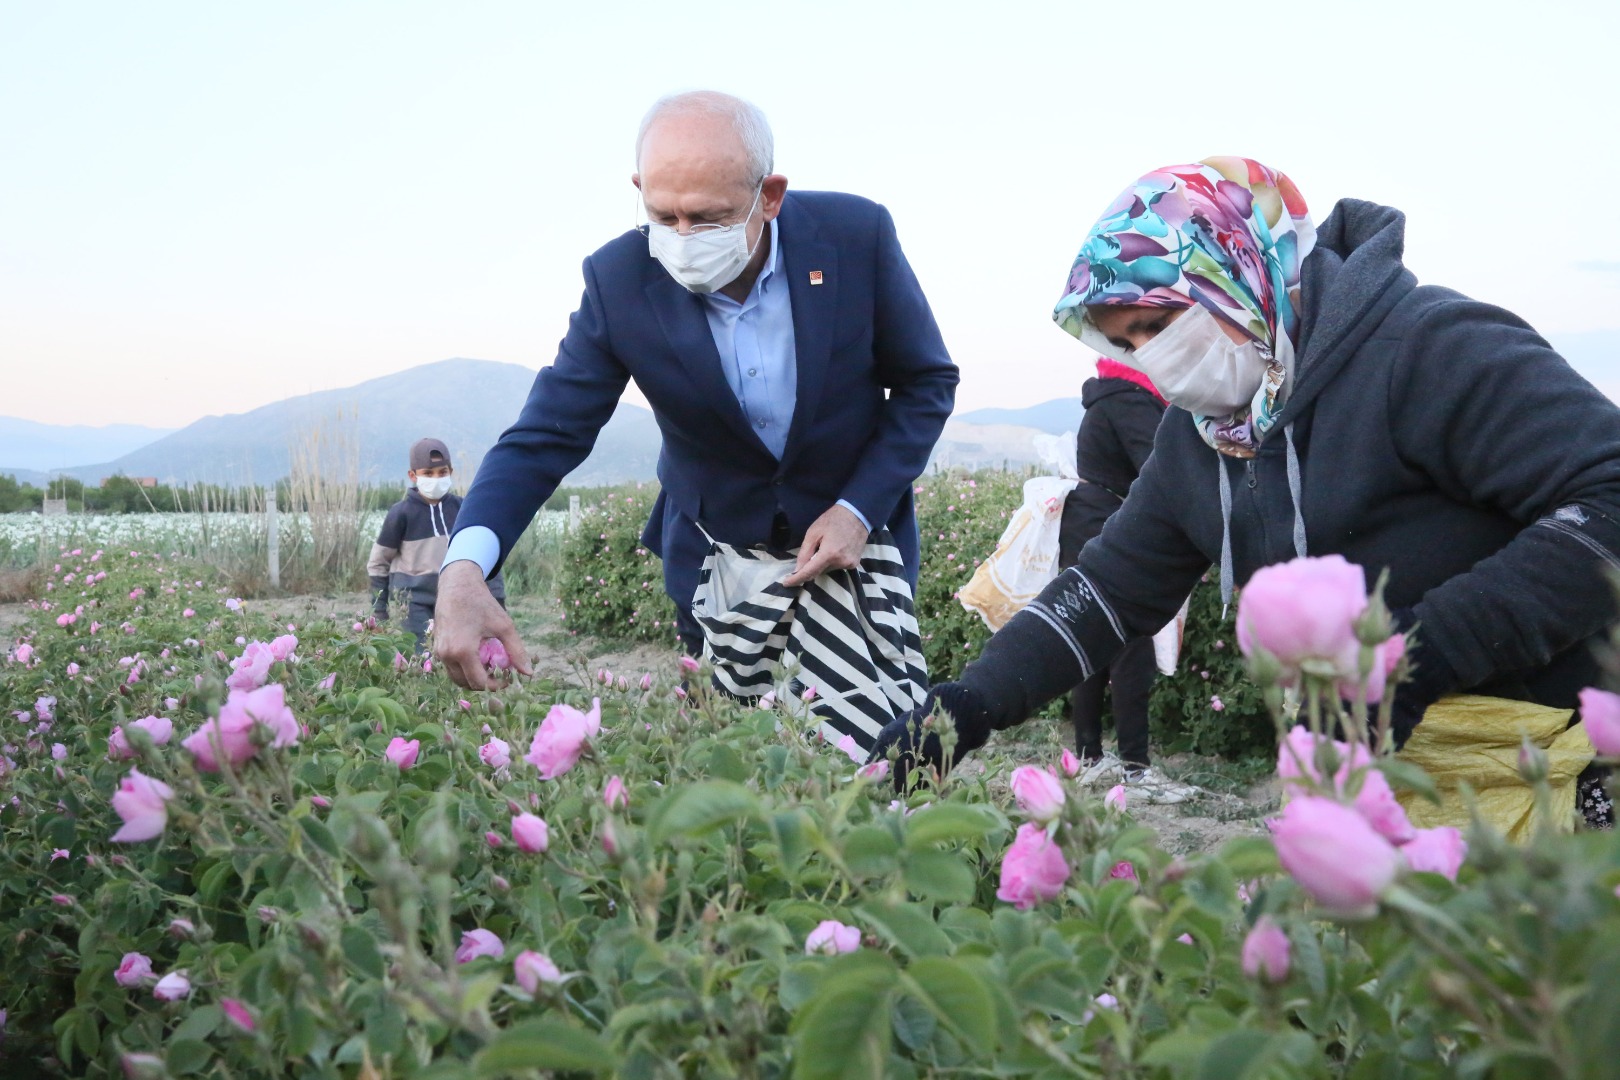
(415, 475), (453, 501)
(1129, 304), (1270, 416)
(645, 185), (763, 294)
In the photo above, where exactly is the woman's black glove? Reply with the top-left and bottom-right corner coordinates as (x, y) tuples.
(866, 682), (995, 786)
(1389, 607), (1458, 748)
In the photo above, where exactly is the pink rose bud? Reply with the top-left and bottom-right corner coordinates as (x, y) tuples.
(1580, 687), (1620, 756)
(995, 822), (1071, 910)
(1401, 826), (1467, 881)
(110, 768), (174, 843)
(638, 673), (653, 691)
(1060, 748), (1081, 777)
(678, 655), (700, 675)
(1241, 916), (1291, 983)
(393, 651), (408, 673)
(480, 737), (512, 770)
(603, 776), (627, 810)
(311, 795), (331, 809)
(384, 737), (419, 769)
(596, 668), (611, 685)
(857, 760), (890, 781)
(221, 998), (256, 1033)
(1109, 860), (1138, 882)
(51, 893), (73, 906)
(122, 1053), (167, 1080)
(600, 819), (620, 858)
(167, 918), (195, 939)
(484, 829), (504, 848)
(353, 622), (364, 633)
(455, 928), (503, 964)
(835, 734), (864, 764)
(491, 874), (510, 892)
(804, 919), (862, 955)
(1009, 765), (1066, 823)
(802, 685), (818, 702)
(514, 950), (564, 993)
(511, 812), (550, 853)
(152, 971), (192, 1001)
(318, 673), (336, 690)
(1270, 796), (1401, 918)
(115, 952), (154, 987)
(523, 699), (600, 780)
(1236, 554), (1369, 687)
(759, 690), (777, 708)
(51, 848), (69, 861)
(1104, 784), (1127, 813)
(1177, 932), (1195, 945)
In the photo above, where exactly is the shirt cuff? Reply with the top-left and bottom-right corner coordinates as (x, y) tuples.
(836, 499), (872, 532)
(442, 526), (500, 578)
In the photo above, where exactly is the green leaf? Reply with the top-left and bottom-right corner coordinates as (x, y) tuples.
(169, 1004), (221, 1044)
(855, 900), (952, 959)
(474, 1018), (617, 1076)
(341, 924), (386, 980)
(1185, 858), (1239, 919)
(789, 955), (897, 1080)
(648, 780), (762, 844)
(890, 994), (937, 1051)
(298, 815), (342, 859)
(843, 825), (901, 878)
(903, 803), (999, 849)
(771, 810), (810, 879)
(1215, 836), (1280, 880)
(903, 849), (976, 903)
(166, 1038), (213, 1075)
(1377, 757), (1441, 805)
(902, 956), (997, 1055)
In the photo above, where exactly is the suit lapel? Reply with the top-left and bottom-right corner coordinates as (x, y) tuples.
(779, 199), (837, 470)
(642, 270), (764, 450)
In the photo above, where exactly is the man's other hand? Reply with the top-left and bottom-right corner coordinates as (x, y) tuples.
(434, 561), (533, 690)
(781, 504), (869, 587)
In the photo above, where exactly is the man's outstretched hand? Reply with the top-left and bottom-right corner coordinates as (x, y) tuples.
(434, 560), (533, 690)
(781, 504), (869, 587)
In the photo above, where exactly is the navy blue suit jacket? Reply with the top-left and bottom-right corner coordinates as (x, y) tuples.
(456, 190), (958, 609)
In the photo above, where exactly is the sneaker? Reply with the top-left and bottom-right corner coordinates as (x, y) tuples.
(1078, 751), (1126, 787)
(1123, 766), (1199, 805)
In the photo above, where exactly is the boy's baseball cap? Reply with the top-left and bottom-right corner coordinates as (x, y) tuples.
(409, 438), (452, 471)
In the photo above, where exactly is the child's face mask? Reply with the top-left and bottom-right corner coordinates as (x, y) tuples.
(415, 475), (453, 501)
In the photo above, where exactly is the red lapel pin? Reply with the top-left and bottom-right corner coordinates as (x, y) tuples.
(808, 270), (824, 285)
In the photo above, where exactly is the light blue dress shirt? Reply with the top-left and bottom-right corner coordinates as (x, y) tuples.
(445, 218), (867, 577)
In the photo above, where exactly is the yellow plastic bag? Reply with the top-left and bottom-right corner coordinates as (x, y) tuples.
(1395, 694), (1593, 842)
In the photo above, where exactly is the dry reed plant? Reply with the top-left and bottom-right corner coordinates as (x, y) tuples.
(285, 407), (368, 592)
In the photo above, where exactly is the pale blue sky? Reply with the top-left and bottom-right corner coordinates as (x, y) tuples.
(4, 0), (1618, 427)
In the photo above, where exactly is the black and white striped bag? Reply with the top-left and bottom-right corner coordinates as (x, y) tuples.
(690, 528), (929, 751)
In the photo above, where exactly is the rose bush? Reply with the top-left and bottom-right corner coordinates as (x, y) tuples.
(2, 547), (1619, 1077)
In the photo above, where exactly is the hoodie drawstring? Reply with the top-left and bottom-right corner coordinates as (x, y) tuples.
(1218, 421), (1306, 617)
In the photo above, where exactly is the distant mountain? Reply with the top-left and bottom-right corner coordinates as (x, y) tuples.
(29, 359), (663, 489)
(0, 417), (175, 472)
(955, 398), (1084, 435)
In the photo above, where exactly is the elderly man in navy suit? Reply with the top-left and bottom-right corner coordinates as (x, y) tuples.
(435, 90), (957, 690)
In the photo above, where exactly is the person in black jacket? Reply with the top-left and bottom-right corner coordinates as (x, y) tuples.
(1058, 359), (1185, 800)
(872, 157), (1619, 827)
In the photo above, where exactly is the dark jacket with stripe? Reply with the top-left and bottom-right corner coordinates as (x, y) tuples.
(964, 198), (1620, 726)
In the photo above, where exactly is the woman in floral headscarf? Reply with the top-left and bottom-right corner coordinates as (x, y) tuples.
(875, 157), (1620, 828)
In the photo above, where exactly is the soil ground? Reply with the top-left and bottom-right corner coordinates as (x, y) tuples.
(3, 590), (1275, 856)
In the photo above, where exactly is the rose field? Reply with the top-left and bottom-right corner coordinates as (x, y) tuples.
(3, 477), (1620, 1078)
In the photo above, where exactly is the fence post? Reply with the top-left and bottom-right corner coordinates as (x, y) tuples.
(267, 489), (281, 589)
(569, 495), (581, 533)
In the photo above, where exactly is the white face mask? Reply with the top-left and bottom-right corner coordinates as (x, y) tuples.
(415, 475), (453, 501)
(1129, 304), (1271, 416)
(645, 186), (763, 294)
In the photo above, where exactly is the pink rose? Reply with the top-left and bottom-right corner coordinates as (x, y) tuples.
(514, 950), (563, 992)
(317, 673), (336, 690)
(183, 685), (298, 771)
(393, 652), (408, 673)
(1060, 748), (1081, 777)
(996, 822), (1071, 910)
(115, 952), (154, 987)
(480, 737), (511, 770)
(1109, 860), (1138, 882)
(524, 699), (601, 780)
(835, 733), (864, 763)
(1237, 555), (1368, 686)
(479, 638), (511, 670)
(221, 998), (256, 1033)
(1276, 726), (1371, 792)
(1351, 769), (1415, 845)
(268, 634), (298, 662)
(455, 928), (503, 964)
(1350, 633), (1407, 704)
(1401, 826), (1467, 881)
(1241, 916), (1291, 983)
(603, 776), (627, 810)
(1104, 784), (1128, 813)
(678, 655), (700, 675)
(111, 768), (174, 843)
(511, 812), (549, 853)
(1010, 765), (1065, 823)
(1580, 687), (1620, 756)
(804, 919), (862, 955)
(226, 642), (275, 691)
(384, 738), (420, 770)
(152, 971), (191, 1001)
(856, 760), (890, 781)
(1270, 796), (1401, 918)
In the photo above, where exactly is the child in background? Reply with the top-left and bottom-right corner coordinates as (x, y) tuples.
(368, 438), (505, 651)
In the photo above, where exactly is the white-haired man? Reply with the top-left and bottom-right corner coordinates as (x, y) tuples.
(434, 91), (957, 744)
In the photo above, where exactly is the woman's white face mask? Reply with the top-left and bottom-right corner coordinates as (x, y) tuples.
(1129, 304), (1270, 416)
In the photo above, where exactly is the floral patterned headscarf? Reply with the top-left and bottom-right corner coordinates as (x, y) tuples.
(1053, 157), (1316, 456)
